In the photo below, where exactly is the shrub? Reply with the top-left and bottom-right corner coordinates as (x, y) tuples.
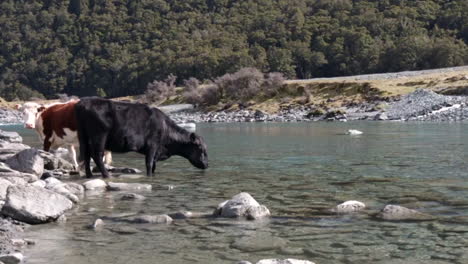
(199, 84), (221, 106)
(215, 67), (263, 101)
(262, 72), (285, 97)
(182, 78), (202, 104)
(143, 74), (176, 104)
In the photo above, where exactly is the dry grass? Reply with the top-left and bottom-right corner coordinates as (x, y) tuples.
(4, 68), (468, 112)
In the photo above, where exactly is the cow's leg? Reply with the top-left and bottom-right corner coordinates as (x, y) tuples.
(90, 136), (110, 178)
(103, 151), (112, 165)
(43, 137), (51, 152)
(145, 150), (156, 177)
(152, 159), (157, 174)
(68, 145), (79, 170)
(83, 147), (93, 178)
(77, 128), (93, 178)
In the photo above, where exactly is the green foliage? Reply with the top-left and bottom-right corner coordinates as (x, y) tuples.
(0, 0), (467, 100)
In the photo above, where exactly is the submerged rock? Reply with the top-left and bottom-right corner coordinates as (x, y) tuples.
(231, 233), (287, 252)
(92, 166), (142, 174)
(256, 259), (316, 264)
(213, 192), (271, 220)
(168, 211), (209, 219)
(120, 193), (146, 201)
(107, 182), (152, 191)
(126, 214), (173, 224)
(1, 185), (73, 224)
(83, 179), (107, 191)
(5, 149), (44, 176)
(332, 200), (366, 213)
(376, 205), (436, 221)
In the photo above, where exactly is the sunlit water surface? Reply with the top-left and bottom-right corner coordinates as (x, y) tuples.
(3, 122), (468, 264)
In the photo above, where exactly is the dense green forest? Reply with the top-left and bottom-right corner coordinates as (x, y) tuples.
(1, 0), (467, 100)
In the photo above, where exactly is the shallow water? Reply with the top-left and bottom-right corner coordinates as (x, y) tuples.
(5, 122), (468, 264)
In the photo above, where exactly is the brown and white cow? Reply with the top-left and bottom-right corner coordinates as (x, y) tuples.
(16, 100), (112, 169)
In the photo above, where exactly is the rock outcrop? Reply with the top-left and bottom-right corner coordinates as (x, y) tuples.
(1, 185), (73, 224)
(213, 192), (271, 220)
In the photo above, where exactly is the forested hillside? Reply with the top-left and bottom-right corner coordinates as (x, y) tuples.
(1, 0), (467, 100)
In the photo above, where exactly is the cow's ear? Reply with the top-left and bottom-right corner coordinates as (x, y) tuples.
(37, 105), (46, 112)
(190, 132), (198, 143)
(15, 104), (22, 110)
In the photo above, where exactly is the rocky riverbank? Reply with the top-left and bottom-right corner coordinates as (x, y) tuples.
(167, 89), (468, 123)
(3, 87), (468, 126)
(0, 109), (21, 125)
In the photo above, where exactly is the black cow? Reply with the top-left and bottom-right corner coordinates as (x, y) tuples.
(75, 97), (208, 178)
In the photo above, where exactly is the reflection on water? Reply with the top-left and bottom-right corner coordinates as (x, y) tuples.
(4, 122), (468, 264)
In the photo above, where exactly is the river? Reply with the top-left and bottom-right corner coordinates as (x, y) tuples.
(4, 122), (468, 263)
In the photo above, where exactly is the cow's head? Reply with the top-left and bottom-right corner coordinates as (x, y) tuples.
(15, 102), (45, 129)
(186, 133), (208, 169)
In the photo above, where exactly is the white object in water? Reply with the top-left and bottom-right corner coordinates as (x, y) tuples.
(177, 122), (196, 131)
(346, 129), (363, 135)
(334, 200), (366, 213)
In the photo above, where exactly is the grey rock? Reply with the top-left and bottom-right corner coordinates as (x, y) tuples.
(0, 163), (18, 174)
(120, 193), (146, 201)
(1, 185), (73, 224)
(376, 205), (436, 221)
(49, 183), (80, 203)
(5, 149), (44, 176)
(56, 214), (67, 223)
(246, 205), (271, 220)
(1, 177), (28, 186)
(30, 180), (46, 188)
(44, 177), (62, 189)
(0, 253), (23, 264)
(0, 142), (29, 154)
(256, 259), (315, 264)
(61, 182), (85, 196)
(237, 261), (253, 264)
(0, 130), (22, 144)
(0, 179), (12, 200)
(214, 192), (271, 220)
(107, 182), (152, 191)
(39, 150), (75, 171)
(83, 179), (107, 190)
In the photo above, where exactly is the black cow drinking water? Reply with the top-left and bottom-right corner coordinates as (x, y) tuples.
(75, 97), (208, 178)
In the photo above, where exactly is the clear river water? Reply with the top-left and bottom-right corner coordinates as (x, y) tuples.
(3, 122), (468, 264)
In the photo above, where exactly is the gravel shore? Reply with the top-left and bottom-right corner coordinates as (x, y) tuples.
(167, 89), (468, 123)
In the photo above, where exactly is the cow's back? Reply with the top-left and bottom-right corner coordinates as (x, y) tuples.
(76, 97), (165, 153)
(40, 100), (79, 139)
